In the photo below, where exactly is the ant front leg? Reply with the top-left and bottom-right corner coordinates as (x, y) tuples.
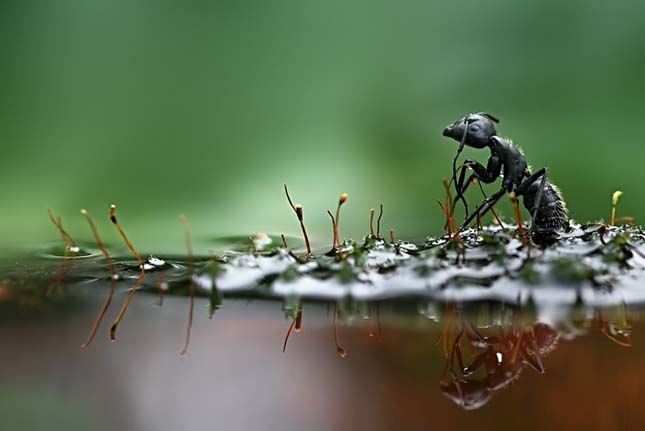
(465, 157), (502, 186)
(457, 187), (507, 233)
(453, 169), (477, 219)
(453, 156), (501, 218)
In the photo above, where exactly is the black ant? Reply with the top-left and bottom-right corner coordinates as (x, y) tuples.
(440, 321), (559, 410)
(442, 113), (568, 238)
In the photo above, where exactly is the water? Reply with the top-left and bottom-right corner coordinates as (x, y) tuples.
(1, 283), (644, 430)
(2, 222), (645, 430)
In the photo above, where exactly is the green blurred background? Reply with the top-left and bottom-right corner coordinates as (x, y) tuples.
(1, 0), (643, 254)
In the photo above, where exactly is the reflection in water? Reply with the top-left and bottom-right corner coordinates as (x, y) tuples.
(0, 275), (642, 429)
(438, 311), (558, 410)
(46, 209), (79, 296)
(3, 265), (636, 412)
(332, 303), (347, 358)
(0, 201), (643, 427)
(32, 204), (645, 370)
(79, 208), (117, 348)
(107, 205), (148, 343)
(436, 303), (631, 410)
(0, 223), (639, 427)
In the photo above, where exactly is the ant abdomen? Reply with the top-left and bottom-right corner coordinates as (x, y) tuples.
(522, 181), (568, 235)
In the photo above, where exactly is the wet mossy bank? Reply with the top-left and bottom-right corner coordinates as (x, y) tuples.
(26, 221), (645, 308)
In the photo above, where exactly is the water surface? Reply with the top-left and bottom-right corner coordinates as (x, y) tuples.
(1, 284), (643, 430)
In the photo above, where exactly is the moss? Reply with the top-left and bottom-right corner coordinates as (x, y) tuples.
(12, 221), (644, 306)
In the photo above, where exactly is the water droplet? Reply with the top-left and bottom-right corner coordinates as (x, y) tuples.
(148, 257), (166, 267)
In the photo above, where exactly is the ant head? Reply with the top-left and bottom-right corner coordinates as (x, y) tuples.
(440, 379), (492, 410)
(443, 112), (499, 149)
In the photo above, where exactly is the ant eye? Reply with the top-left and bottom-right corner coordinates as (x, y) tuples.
(470, 125), (480, 132)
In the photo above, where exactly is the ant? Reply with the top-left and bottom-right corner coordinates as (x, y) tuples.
(442, 113), (568, 238)
(440, 321), (558, 410)
(438, 303), (632, 410)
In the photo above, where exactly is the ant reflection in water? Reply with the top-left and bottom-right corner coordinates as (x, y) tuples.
(437, 303), (632, 410)
(439, 321), (557, 410)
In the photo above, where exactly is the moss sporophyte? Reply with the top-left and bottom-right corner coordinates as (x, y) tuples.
(42, 184), (642, 358)
(39, 113), (641, 358)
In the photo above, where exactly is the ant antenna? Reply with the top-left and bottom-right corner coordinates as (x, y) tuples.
(80, 209), (117, 348)
(451, 121), (471, 215)
(109, 204), (145, 342)
(444, 167), (463, 228)
(284, 184), (312, 256)
(179, 214), (195, 356)
(369, 208), (375, 236)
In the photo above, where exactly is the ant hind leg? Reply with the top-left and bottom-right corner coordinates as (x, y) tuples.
(517, 168), (548, 232)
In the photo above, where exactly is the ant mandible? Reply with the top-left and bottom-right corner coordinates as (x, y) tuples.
(442, 113), (568, 237)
